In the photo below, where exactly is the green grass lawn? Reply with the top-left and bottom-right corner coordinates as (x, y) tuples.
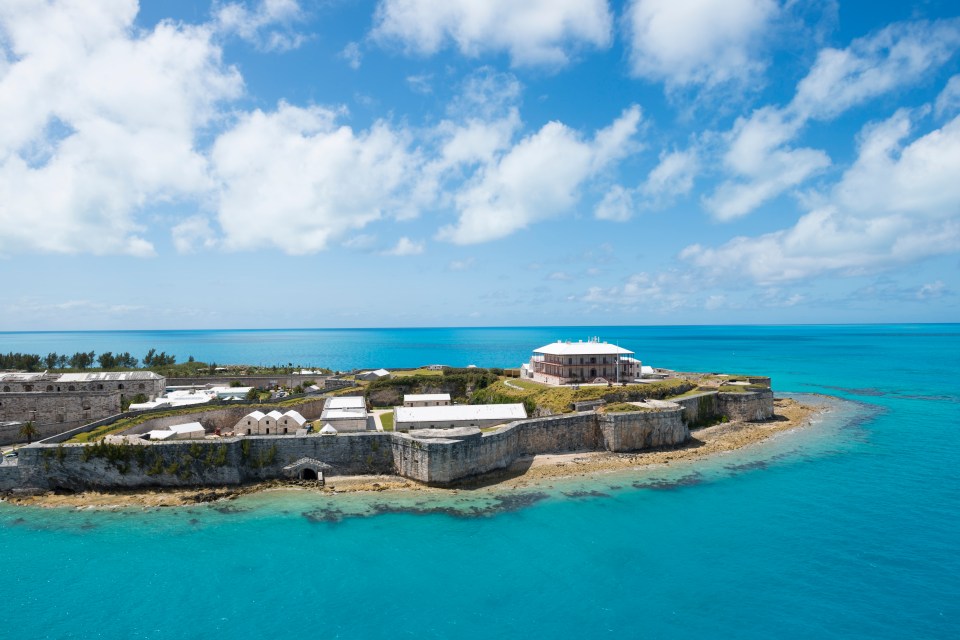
(472, 378), (695, 415)
(379, 411), (394, 431)
(392, 368), (444, 377)
(506, 378), (549, 390)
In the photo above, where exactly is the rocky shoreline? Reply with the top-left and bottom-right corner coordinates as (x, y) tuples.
(1, 397), (819, 510)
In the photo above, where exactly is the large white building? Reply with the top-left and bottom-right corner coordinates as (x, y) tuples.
(320, 396), (368, 432)
(402, 393), (451, 407)
(393, 403), (527, 432)
(521, 338), (640, 385)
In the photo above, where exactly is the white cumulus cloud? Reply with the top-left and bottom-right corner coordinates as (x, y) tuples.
(791, 19), (960, 121)
(211, 103), (419, 254)
(371, 0), (612, 67)
(684, 110), (960, 283)
(214, 0), (306, 52)
(383, 236), (424, 256)
(705, 18), (960, 221)
(0, 0), (242, 257)
(625, 0), (779, 90)
(438, 106), (642, 244)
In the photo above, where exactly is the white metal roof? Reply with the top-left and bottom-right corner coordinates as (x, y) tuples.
(395, 403), (527, 424)
(325, 396), (365, 410)
(532, 340), (634, 356)
(321, 409), (368, 420)
(320, 424), (338, 434)
(266, 410), (283, 420)
(246, 410), (266, 421)
(0, 370), (163, 382)
(168, 422), (205, 434)
(146, 430), (176, 440)
(58, 371), (164, 381)
(403, 393), (451, 403)
(282, 410), (307, 425)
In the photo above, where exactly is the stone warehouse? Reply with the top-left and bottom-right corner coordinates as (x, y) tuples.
(0, 371), (166, 445)
(393, 403), (527, 432)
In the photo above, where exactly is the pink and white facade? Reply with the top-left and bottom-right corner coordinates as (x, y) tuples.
(521, 339), (640, 385)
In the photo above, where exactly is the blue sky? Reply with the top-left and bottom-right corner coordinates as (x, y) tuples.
(1, 0), (958, 330)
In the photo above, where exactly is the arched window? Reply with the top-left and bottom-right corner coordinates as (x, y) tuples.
(3, 386), (10, 392)
(68, 386), (75, 391)
(97, 384), (103, 390)
(46, 385), (54, 391)
(118, 384), (124, 390)
(138, 384), (145, 390)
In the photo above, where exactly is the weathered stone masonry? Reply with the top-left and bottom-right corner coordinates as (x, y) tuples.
(1, 391), (774, 491)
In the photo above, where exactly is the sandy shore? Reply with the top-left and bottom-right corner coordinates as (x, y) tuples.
(2, 397), (819, 510)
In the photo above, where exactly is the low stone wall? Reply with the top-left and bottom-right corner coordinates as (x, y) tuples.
(391, 410), (684, 485)
(717, 390), (774, 422)
(673, 392), (719, 427)
(1, 419), (89, 446)
(0, 390), (121, 445)
(0, 462), (20, 491)
(599, 409), (687, 452)
(14, 430), (394, 491)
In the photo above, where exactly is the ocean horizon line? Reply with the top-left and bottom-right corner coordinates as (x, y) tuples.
(1, 321), (958, 334)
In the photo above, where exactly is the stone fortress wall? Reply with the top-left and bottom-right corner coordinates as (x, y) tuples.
(0, 371), (166, 445)
(0, 391), (121, 446)
(0, 390), (774, 492)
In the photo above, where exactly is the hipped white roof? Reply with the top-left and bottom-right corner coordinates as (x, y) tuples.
(533, 340), (633, 356)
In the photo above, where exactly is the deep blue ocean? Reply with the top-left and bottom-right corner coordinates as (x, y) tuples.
(1, 325), (958, 639)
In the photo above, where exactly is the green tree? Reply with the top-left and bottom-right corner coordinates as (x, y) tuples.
(18, 421), (39, 444)
(98, 352), (117, 369)
(70, 351), (95, 369)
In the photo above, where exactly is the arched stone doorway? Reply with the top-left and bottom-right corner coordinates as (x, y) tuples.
(283, 457), (331, 486)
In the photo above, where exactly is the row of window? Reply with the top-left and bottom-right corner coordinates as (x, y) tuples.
(1, 383), (147, 392)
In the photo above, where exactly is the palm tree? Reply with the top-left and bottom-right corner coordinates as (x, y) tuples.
(18, 421), (39, 444)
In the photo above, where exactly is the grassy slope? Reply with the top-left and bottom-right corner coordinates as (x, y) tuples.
(471, 378), (694, 415)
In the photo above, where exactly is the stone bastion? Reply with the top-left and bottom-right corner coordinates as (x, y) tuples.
(1, 390), (773, 492)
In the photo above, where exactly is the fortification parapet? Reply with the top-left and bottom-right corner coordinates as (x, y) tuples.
(598, 408), (688, 452)
(717, 390), (774, 422)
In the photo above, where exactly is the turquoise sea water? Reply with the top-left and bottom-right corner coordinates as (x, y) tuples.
(1, 325), (959, 638)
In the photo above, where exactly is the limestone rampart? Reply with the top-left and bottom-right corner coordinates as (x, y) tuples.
(14, 431), (394, 491)
(391, 410), (686, 484)
(0, 390), (121, 445)
(599, 408), (687, 452)
(4, 389), (774, 491)
(0, 462), (19, 491)
(673, 392), (719, 427)
(717, 390), (774, 421)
